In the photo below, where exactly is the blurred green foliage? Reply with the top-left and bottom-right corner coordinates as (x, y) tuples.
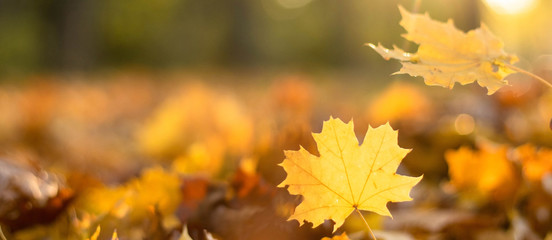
(0, 0), (549, 75)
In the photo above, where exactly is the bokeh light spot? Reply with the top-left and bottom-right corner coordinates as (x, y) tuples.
(454, 114), (475, 135)
(483, 0), (538, 15)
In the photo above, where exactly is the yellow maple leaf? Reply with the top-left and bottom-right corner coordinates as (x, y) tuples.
(368, 6), (518, 94)
(278, 117), (422, 231)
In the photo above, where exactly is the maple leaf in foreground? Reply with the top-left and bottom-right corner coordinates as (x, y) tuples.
(368, 6), (518, 94)
(278, 117), (422, 231)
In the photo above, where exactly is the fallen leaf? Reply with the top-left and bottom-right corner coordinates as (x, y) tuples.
(0, 157), (71, 231)
(187, 178), (329, 240)
(88, 226), (101, 240)
(137, 83), (253, 160)
(368, 6), (518, 94)
(0, 159), (59, 209)
(179, 225), (193, 240)
(366, 82), (432, 125)
(373, 230), (415, 240)
(278, 117), (422, 231)
(445, 142), (519, 201)
(171, 141), (225, 177)
(177, 176), (210, 223)
(321, 232), (350, 240)
(231, 158), (266, 199)
(516, 144), (552, 182)
(87, 226), (119, 240)
(386, 209), (507, 239)
(72, 166), (182, 238)
(112, 230), (119, 240)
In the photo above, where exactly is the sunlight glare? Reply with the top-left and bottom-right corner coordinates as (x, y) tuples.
(276, 0), (313, 9)
(483, 0), (538, 15)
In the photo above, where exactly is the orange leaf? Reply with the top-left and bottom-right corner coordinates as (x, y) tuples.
(445, 142), (518, 200)
(321, 232), (350, 240)
(516, 144), (552, 182)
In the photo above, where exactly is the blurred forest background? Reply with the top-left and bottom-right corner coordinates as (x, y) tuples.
(0, 0), (551, 76)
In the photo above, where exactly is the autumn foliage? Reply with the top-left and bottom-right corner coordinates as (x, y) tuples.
(1, 4), (552, 240)
(279, 118), (421, 231)
(369, 6), (518, 94)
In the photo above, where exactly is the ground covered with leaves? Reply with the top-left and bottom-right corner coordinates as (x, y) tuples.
(0, 68), (551, 240)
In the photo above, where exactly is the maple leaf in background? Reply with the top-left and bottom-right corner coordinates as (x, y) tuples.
(278, 117), (422, 232)
(368, 5), (519, 94)
(445, 142), (519, 201)
(515, 144), (552, 182)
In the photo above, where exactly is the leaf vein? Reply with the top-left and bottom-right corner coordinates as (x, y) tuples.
(286, 157), (353, 206)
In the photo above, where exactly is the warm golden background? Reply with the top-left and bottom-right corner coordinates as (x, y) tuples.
(1, 0), (552, 239)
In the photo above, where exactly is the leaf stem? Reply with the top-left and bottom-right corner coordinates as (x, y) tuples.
(506, 63), (552, 89)
(354, 208), (377, 240)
